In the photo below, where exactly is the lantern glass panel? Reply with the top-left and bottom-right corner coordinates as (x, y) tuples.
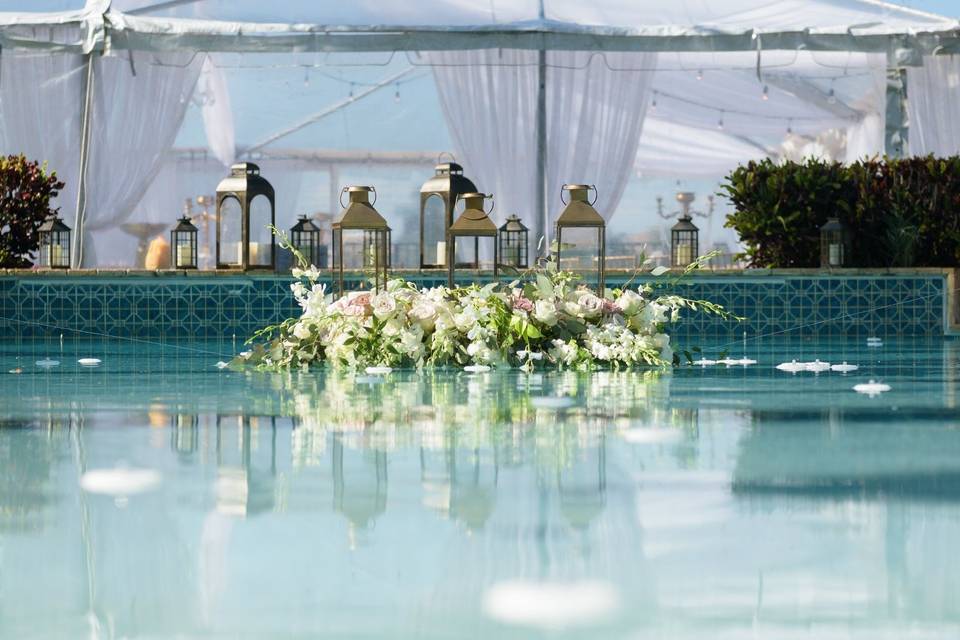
(219, 196), (242, 265)
(556, 226), (602, 287)
(41, 231), (70, 268)
(422, 194), (446, 267)
(672, 230), (698, 267)
(173, 230), (197, 268)
(248, 194), (273, 267)
(500, 230), (528, 268)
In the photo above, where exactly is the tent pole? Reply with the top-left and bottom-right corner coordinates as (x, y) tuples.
(885, 49), (909, 158)
(536, 47), (547, 259)
(73, 52), (95, 268)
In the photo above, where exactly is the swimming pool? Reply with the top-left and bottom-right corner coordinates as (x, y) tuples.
(0, 337), (958, 638)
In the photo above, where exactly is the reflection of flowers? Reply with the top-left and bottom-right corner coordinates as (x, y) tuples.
(242, 266), (730, 371)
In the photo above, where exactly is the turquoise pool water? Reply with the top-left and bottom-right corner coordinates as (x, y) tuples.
(0, 338), (959, 638)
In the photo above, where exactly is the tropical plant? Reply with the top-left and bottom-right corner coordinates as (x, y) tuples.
(0, 155), (65, 268)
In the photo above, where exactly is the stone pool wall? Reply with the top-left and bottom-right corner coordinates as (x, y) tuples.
(0, 269), (954, 341)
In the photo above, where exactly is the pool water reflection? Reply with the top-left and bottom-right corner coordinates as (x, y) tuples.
(0, 339), (959, 638)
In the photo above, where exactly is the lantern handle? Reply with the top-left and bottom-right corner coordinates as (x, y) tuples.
(339, 186), (377, 208)
(560, 186), (569, 206)
(485, 193), (495, 215)
(588, 184), (598, 206)
(437, 151), (456, 164)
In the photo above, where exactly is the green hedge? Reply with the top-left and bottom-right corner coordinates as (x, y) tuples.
(721, 156), (960, 268)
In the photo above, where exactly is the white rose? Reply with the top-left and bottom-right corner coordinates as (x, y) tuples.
(371, 293), (398, 320)
(533, 299), (558, 326)
(577, 292), (603, 319)
(409, 300), (438, 332)
(615, 289), (643, 316)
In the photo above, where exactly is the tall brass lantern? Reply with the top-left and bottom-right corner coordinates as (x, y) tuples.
(419, 161), (477, 269)
(215, 162), (275, 270)
(554, 184), (605, 293)
(447, 192), (498, 287)
(332, 186), (391, 297)
(498, 214), (529, 269)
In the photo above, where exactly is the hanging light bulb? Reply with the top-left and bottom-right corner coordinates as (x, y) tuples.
(786, 119), (793, 135)
(349, 82), (355, 98)
(303, 68), (310, 87)
(651, 92), (658, 110)
(762, 84), (769, 101)
(827, 87), (837, 104)
(394, 82), (400, 103)
(696, 69), (704, 81)
(717, 112), (724, 130)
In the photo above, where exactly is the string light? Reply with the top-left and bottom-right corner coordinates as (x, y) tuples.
(349, 82), (355, 98)
(762, 84), (769, 101)
(717, 112), (724, 130)
(394, 82), (400, 103)
(303, 68), (310, 87)
(827, 86), (837, 104)
(696, 69), (703, 81)
(787, 119), (793, 134)
(650, 91), (658, 110)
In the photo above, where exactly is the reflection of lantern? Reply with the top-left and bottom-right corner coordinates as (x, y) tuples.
(332, 433), (387, 543)
(215, 162), (275, 270)
(214, 414), (278, 518)
(332, 186), (390, 298)
(419, 162), (477, 269)
(820, 217), (849, 268)
(498, 214), (529, 269)
(447, 192), (498, 287)
(170, 215), (198, 269)
(290, 214), (322, 268)
(559, 432), (607, 531)
(554, 184), (605, 293)
(38, 215), (71, 269)
(670, 214), (699, 268)
(170, 413), (199, 455)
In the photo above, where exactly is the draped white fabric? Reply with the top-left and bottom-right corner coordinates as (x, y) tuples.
(0, 50), (84, 224)
(430, 49), (656, 244)
(78, 50), (203, 265)
(907, 55), (960, 157)
(199, 54), (236, 167)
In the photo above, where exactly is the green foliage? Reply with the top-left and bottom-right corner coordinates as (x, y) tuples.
(721, 155), (960, 268)
(0, 155), (65, 268)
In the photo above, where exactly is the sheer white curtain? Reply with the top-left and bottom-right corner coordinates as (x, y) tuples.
(0, 51), (84, 227)
(200, 54), (236, 167)
(844, 57), (885, 163)
(907, 55), (960, 156)
(80, 50), (203, 265)
(429, 49), (656, 239)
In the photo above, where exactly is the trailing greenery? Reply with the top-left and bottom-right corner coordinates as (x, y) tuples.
(0, 155), (65, 268)
(722, 155), (960, 268)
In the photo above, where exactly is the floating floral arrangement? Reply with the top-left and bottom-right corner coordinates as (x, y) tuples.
(236, 238), (735, 372)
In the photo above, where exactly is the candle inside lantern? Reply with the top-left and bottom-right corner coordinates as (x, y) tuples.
(829, 243), (842, 266)
(50, 244), (64, 267)
(677, 243), (694, 266)
(436, 241), (446, 266)
(177, 243), (193, 267)
(248, 241), (259, 265)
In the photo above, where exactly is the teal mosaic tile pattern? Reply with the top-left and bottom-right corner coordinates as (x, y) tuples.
(0, 272), (948, 341)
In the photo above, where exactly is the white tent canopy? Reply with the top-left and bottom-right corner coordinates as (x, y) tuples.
(1, 0), (958, 267)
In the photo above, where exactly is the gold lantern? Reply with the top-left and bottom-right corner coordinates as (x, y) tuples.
(419, 161), (477, 269)
(215, 162), (275, 270)
(447, 192), (498, 287)
(554, 184), (605, 293)
(332, 186), (390, 297)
